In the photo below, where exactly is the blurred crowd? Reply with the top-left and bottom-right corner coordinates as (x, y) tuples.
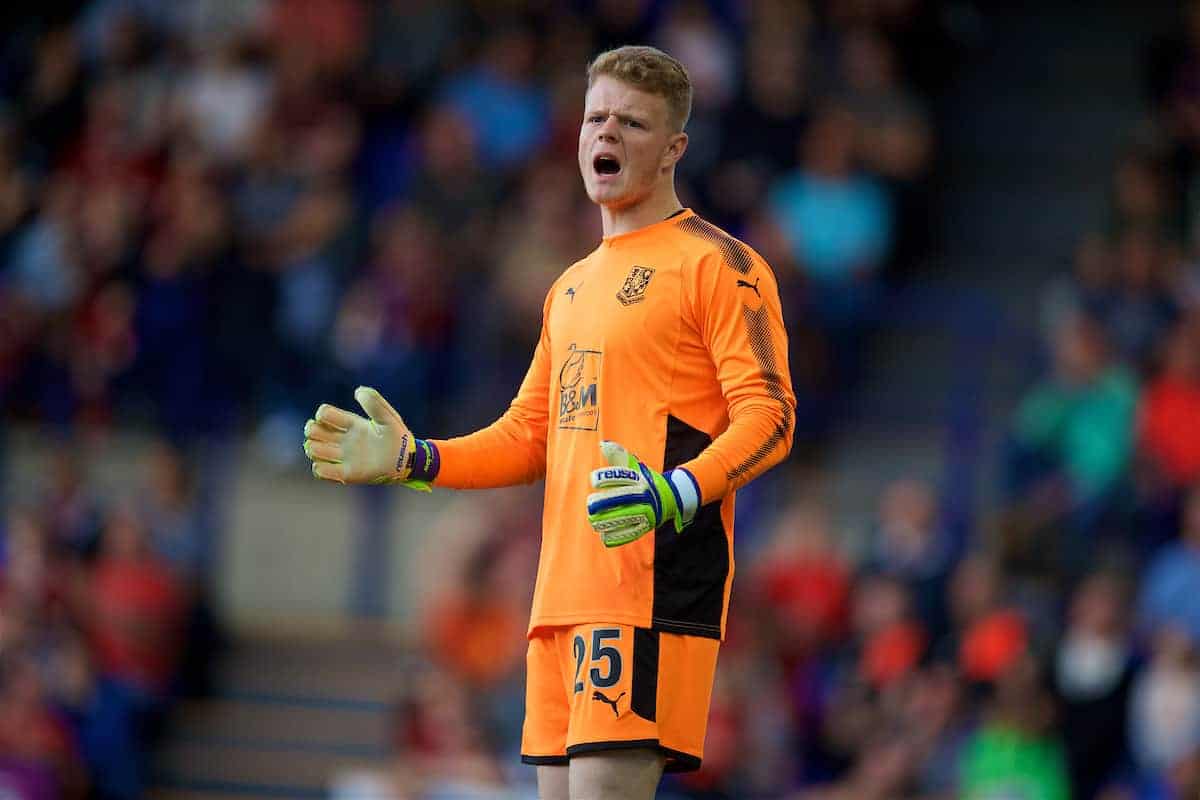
(16, 0), (1200, 798)
(0, 440), (211, 799)
(0, 0), (951, 450)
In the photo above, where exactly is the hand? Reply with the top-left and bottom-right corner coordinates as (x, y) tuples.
(303, 386), (428, 488)
(586, 441), (698, 547)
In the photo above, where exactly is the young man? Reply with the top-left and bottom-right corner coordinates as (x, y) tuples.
(303, 46), (795, 799)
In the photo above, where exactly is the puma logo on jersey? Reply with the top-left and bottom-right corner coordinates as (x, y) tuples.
(592, 690), (626, 718)
(737, 277), (761, 298)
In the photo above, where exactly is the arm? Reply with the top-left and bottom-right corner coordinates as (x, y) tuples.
(681, 249), (796, 505)
(304, 287), (553, 490)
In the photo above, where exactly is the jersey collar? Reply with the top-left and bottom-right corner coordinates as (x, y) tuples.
(601, 208), (694, 249)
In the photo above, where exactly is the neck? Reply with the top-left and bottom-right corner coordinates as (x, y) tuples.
(599, 181), (684, 238)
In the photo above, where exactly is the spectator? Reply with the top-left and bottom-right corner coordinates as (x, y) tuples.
(1139, 485), (1200, 644)
(769, 105), (892, 317)
(422, 534), (527, 691)
(405, 103), (498, 253)
(1102, 228), (1178, 369)
(752, 502), (852, 662)
(1041, 232), (1117, 341)
(139, 440), (203, 580)
(768, 104), (892, 414)
(83, 503), (187, 698)
(37, 450), (103, 561)
(0, 651), (88, 800)
(171, 40), (271, 164)
(440, 26), (549, 170)
(1137, 319), (1200, 545)
(868, 477), (956, 636)
(1053, 571), (1138, 798)
(1108, 154), (1171, 237)
(712, 25), (811, 225)
(959, 651), (1071, 800)
(5, 175), (81, 316)
(1128, 626), (1200, 786)
(903, 664), (971, 797)
(1007, 312), (1139, 553)
(835, 27), (931, 183)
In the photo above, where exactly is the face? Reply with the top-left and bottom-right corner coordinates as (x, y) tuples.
(578, 76), (687, 210)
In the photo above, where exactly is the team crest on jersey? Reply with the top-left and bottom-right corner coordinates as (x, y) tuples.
(616, 266), (655, 306)
(558, 343), (602, 430)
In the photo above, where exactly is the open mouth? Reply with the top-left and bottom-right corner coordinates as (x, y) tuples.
(593, 154), (621, 175)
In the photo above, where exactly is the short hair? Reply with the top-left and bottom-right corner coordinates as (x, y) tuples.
(586, 46), (692, 132)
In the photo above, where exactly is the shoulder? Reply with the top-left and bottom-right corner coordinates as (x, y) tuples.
(557, 256), (593, 288)
(671, 213), (774, 278)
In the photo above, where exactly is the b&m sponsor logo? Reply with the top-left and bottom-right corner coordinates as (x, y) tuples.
(558, 344), (602, 430)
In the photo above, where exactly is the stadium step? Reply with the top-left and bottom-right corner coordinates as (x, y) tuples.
(149, 630), (402, 797)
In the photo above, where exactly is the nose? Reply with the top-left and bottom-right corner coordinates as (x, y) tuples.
(598, 114), (620, 143)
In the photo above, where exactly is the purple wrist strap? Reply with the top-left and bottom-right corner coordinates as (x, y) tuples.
(409, 439), (440, 483)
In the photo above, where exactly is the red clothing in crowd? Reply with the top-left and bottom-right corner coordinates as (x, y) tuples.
(1139, 376), (1200, 485)
(87, 558), (187, 693)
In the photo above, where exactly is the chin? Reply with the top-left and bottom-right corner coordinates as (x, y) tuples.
(587, 187), (624, 207)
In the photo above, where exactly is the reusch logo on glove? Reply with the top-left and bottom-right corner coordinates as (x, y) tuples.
(597, 468), (639, 482)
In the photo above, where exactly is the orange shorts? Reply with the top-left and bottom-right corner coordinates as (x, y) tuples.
(520, 622), (720, 773)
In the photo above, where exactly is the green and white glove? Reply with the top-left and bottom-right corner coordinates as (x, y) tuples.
(302, 386), (436, 490)
(586, 440), (700, 547)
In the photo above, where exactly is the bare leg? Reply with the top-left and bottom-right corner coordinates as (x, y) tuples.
(537, 764), (569, 800)
(569, 749), (666, 800)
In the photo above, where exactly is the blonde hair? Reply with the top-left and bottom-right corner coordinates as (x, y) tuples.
(586, 46), (692, 132)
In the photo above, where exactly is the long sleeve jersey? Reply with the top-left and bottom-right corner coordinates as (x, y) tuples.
(431, 210), (795, 639)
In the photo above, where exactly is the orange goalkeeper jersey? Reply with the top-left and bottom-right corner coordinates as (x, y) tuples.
(432, 210), (795, 639)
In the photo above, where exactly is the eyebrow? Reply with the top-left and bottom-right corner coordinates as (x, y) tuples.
(586, 109), (650, 126)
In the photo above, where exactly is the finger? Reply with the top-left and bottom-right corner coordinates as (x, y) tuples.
(303, 418), (342, 444)
(311, 461), (345, 483)
(314, 403), (357, 431)
(354, 386), (403, 427)
(598, 519), (649, 547)
(599, 440), (637, 469)
(303, 440), (341, 464)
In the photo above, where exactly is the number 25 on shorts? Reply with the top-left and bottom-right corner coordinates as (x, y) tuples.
(573, 627), (622, 693)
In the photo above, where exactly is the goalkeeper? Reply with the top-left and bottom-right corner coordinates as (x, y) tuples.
(304, 45), (794, 800)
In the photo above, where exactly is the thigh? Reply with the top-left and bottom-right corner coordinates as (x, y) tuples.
(569, 748), (665, 800)
(537, 764), (568, 800)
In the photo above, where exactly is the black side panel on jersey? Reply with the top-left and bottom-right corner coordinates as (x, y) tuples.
(653, 415), (727, 639)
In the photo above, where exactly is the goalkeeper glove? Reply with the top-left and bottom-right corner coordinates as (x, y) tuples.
(302, 386), (438, 490)
(586, 440), (700, 547)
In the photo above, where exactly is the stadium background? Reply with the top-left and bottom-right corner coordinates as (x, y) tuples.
(1, 0), (1199, 797)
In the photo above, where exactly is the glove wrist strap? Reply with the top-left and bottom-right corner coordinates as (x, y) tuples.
(666, 468), (701, 529)
(406, 439), (441, 483)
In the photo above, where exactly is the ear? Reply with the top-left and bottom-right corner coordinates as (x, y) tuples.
(660, 131), (688, 172)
